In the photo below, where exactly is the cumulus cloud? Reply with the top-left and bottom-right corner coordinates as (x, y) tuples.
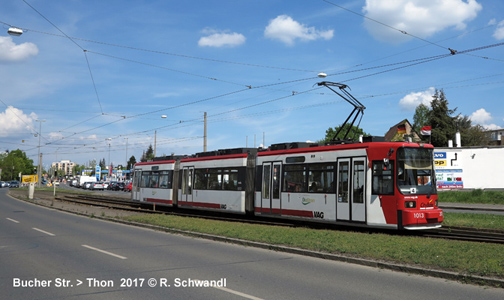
(399, 87), (435, 111)
(264, 15), (334, 46)
(0, 36), (39, 62)
(470, 108), (492, 124)
(362, 0), (482, 43)
(493, 20), (504, 40)
(198, 29), (246, 47)
(469, 108), (502, 129)
(0, 106), (37, 137)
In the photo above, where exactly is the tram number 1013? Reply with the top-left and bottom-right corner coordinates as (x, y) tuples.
(413, 213), (425, 219)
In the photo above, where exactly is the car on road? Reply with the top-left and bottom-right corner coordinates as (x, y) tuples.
(83, 182), (93, 189)
(90, 182), (105, 190)
(9, 181), (20, 188)
(0, 181), (10, 188)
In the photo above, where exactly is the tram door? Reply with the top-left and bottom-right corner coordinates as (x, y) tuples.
(181, 166), (194, 203)
(261, 162), (281, 214)
(337, 158), (366, 222)
(132, 170), (141, 201)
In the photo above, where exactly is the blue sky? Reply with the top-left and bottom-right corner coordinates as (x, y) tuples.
(1, 0), (503, 169)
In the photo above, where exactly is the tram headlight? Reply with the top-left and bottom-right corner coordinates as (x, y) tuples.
(405, 201), (416, 208)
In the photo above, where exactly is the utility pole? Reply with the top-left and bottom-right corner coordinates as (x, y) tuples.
(204, 112), (207, 152)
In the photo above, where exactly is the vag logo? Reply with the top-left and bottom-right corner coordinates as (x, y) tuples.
(313, 211), (324, 219)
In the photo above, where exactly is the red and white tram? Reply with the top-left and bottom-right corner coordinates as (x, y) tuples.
(132, 139), (443, 230)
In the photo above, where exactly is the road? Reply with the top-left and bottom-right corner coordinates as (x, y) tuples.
(1, 189), (503, 300)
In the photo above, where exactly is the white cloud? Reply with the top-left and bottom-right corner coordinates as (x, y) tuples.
(399, 87), (435, 111)
(493, 20), (504, 40)
(198, 29), (246, 47)
(264, 15), (334, 46)
(482, 124), (502, 130)
(362, 0), (482, 43)
(0, 106), (36, 137)
(470, 108), (492, 124)
(0, 36), (39, 62)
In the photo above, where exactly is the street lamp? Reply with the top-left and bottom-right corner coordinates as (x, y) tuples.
(8, 27), (23, 36)
(35, 119), (46, 187)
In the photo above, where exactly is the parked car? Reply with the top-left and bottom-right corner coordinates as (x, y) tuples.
(115, 182), (125, 191)
(90, 182), (105, 190)
(9, 181), (20, 188)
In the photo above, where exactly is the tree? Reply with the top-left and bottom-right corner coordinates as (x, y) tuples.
(141, 145), (155, 162)
(0, 149), (35, 181)
(456, 115), (489, 146)
(127, 155), (137, 170)
(428, 89), (457, 147)
(412, 103), (429, 133)
(99, 158), (106, 169)
(417, 89), (488, 147)
(319, 124), (370, 144)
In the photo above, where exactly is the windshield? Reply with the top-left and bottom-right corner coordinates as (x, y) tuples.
(396, 147), (437, 195)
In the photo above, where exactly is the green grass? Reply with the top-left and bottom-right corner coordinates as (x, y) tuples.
(444, 213), (504, 230)
(121, 214), (504, 280)
(439, 189), (504, 205)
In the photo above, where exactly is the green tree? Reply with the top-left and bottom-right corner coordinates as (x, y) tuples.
(141, 145), (154, 162)
(127, 155), (137, 170)
(319, 124), (370, 144)
(428, 89), (457, 147)
(412, 103), (429, 133)
(456, 115), (490, 146)
(0, 149), (35, 181)
(99, 158), (106, 169)
(417, 89), (488, 147)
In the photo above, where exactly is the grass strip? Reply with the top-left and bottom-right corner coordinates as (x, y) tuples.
(443, 212), (504, 230)
(121, 214), (504, 279)
(439, 190), (504, 205)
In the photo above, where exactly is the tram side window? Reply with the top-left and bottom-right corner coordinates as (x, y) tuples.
(193, 168), (241, 191)
(159, 171), (172, 189)
(141, 171), (151, 188)
(283, 165), (306, 192)
(148, 171), (160, 188)
(308, 163), (335, 193)
(194, 169), (208, 189)
(372, 160), (394, 195)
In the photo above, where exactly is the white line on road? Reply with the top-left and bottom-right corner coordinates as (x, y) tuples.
(6, 218), (19, 223)
(214, 286), (264, 300)
(191, 279), (264, 300)
(82, 244), (127, 260)
(32, 227), (56, 236)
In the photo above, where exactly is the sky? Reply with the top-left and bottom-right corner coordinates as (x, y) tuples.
(1, 0), (503, 170)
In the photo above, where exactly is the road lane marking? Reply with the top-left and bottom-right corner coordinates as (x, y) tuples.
(6, 218), (19, 223)
(82, 244), (127, 260)
(190, 279), (264, 300)
(32, 228), (56, 236)
(214, 285), (264, 300)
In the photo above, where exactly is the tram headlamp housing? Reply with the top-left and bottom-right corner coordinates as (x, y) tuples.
(405, 201), (416, 208)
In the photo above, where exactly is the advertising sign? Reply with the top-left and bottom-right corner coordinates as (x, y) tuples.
(95, 165), (101, 181)
(434, 151), (463, 189)
(22, 175), (37, 184)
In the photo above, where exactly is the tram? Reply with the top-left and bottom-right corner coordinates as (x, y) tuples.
(132, 139), (443, 230)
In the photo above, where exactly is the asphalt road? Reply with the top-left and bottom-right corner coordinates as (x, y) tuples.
(1, 189), (503, 300)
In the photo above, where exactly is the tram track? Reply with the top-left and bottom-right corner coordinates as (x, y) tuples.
(55, 193), (504, 245)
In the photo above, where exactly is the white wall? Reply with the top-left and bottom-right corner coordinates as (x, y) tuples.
(434, 147), (504, 190)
